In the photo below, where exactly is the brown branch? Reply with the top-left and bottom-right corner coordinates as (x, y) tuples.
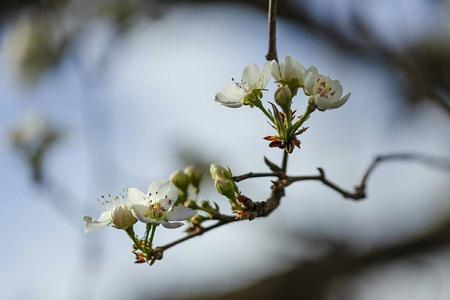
(281, 151), (288, 173)
(151, 151), (449, 263)
(158, 218), (236, 252)
(265, 0), (278, 61)
(233, 172), (280, 182)
(287, 153), (450, 200)
(156, 179), (286, 256)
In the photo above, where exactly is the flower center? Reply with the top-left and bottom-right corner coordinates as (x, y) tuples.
(315, 78), (335, 99)
(145, 202), (166, 220)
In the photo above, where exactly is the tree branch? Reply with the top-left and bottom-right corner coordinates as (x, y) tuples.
(265, 0), (278, 61)
(233, 172), (280, 182)
(287, 153), (450, 200)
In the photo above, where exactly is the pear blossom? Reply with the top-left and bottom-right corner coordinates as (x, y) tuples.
(304, 67), (351, 111)
(271, 56), (306, 88)
(128, 180), (195, 228)
(215, 62), (271, 108)
(83, 193), (137, 234)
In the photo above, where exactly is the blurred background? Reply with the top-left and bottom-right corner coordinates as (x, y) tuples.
(1, 0), (450, 299)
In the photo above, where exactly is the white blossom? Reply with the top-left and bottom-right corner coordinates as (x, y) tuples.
(215, 62), (271, 108)
(304, 67), (351, 110)
(271, 56), (306, 87)
(128, 180), (195, 228)
(83, 193), (137, 234)
(12, 112), (49, 147)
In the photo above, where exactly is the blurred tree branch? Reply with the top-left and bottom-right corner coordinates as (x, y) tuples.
(177, 216), (450, 300)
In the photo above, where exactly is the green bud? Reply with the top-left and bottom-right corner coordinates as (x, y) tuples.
(170, 170), (190, 192)
(215, 178), (238, 201)
(185, 200), (199, 210)
(275, 86), (292, 113)
(184, 165), (203, 190)
(191, 214), (206, 226)
(210, 163), (233, 181)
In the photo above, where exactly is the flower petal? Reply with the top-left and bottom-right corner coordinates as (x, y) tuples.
(130, 203), (152, 223)
(271, 60), (281, 81)
(260, 61), (272, 88)
(330, 80), (343, 101)
(304, 66), (318, 95)
(242, 64), (260, 89)
(161, 221), (184, 229)
(166, 205), (195, 221)
(314, 96), (330, 111)
(83, 213), (111, 234)
(281, 56), (295, 81)
(215, 84), (245, 108)
(148, 180), (179, 210)
(329, 93), (351, 109)
(127, 187), (147, 205)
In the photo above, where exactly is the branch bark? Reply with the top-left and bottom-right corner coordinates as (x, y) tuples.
(265, 0), (278, 61)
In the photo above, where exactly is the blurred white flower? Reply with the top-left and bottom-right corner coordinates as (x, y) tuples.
(271, 56), (306, 88)
(12, 112), (48, 147)
(304, 67), (351, 110)
(128, 180), (195, 228)
(83, 193), (137, 233)
(215, 62), (271, 108)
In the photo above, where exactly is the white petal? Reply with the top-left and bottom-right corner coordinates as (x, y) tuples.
(148, 180), (179, 210)
(329, 93), (351, 109)
(215, 84), (245, 108)
(331, 80), (343, 101)
(130, 204), (152, 223)
(304, 66), (318, 95)
(314, 96), (330, 111)
(127, 187), (147, 205)
(271, 60), (281, 81)
(242, 64), (260, 89)
(83, 215), (111, 234)
(259, 61), (272, 88)
(292, 60), (306, 84)
(161, 221), (184, 229)
(281, 56), (295, 81)
(166, 206), (195, 221)
(98, 210), (112, 223)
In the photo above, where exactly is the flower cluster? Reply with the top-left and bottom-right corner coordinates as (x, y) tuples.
(83, 176), (198, 263)
(215, 55), (350, 152)
(83, 56), (352, 266)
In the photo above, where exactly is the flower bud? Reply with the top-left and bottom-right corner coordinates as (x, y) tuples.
(191, 214), (206, 226)
(215, 178), (238, 201)
(184, 165), (203, 190)
(275, 86), (292, 113)
(185, 199), (199, 210)
(210, 163), (233, 181)
(111, 205), (137, 229)
(170, 170), (190, 192)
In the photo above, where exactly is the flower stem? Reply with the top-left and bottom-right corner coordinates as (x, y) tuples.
(288, 100), (315, 137)
(126, 226), (142, 250)
(256, 102), (274, 123)
(148, 224), (157, 248)
(144, 223), (152, 246)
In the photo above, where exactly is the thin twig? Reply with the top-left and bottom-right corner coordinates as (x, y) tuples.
(287, 153), (450, 200)
(265, 0), (278, 61)
(157, 180), (287, 254)
(158, 219), (236, 251)
(281, 151), (289, 173)
(233, 172), (280, 182)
